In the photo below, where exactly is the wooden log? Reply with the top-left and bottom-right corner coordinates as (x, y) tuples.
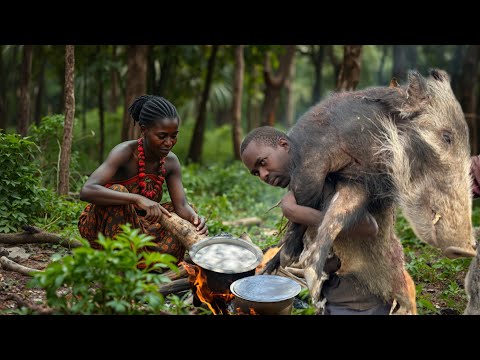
(277, 267), (308, 288)
(239, 232), (253, 242)
(223, 217), (262, 227)
(162, 266), (188, 281)
(0, 225), (82, 248)
(158, 278), (191, 296)
(0, 256), (41, 276)
(6, 294), (53, 315)
(158, 213), (207, 250)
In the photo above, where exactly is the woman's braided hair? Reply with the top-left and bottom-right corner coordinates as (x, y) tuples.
(128, 95), (179, 127)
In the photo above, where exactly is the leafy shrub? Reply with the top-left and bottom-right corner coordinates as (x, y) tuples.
(29, 224), (190, 314)
(29, 114), (86, 192)
(0, 133), (46, 232)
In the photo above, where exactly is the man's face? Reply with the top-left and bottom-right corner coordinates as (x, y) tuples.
(241, 139), (291, 188)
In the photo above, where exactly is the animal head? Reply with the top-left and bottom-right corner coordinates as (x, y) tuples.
(382, 69), (476, 258)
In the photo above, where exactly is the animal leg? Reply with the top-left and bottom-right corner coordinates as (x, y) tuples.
(301, 182), (368, 308)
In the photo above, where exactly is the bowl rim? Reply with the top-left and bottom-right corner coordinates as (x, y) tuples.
(189, 235), (263, 274)
(230, 274), (302, 302)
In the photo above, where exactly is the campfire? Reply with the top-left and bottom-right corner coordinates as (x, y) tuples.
(182, 261), (235, 315)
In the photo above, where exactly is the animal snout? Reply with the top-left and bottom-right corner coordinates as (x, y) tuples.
(443, 246), (476, 259)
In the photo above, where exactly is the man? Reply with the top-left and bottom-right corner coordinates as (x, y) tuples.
(240, 126), (407, 315)
(471, 154), (480, 199)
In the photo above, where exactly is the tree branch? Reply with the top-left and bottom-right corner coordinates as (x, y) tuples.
(0, 225), (82, 248)
(0, 256), (41, 276)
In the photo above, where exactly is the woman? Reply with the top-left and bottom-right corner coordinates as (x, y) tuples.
(78, 95), (208, 264)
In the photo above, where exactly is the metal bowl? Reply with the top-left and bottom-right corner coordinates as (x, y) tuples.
(188, 235), (264, 294)
(230, 275), (302, 315)
(189, 235), (263, 274)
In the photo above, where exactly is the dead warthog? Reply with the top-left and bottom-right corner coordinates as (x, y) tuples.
(272, 69), (477, 312)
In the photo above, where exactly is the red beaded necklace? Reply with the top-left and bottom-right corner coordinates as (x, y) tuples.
(137, 137), (166, 200)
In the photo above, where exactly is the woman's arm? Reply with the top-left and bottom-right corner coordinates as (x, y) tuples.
(280, 190), (378, 239)
(165, 153), (208, 235)
(79, 142), (140, 206)
(79, 142), (169, 223)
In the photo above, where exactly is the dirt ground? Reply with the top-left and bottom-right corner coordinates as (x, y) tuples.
(0, 243), (61, 314)
(0, 242), (469, 315)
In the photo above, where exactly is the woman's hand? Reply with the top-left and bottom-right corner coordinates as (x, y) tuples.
(136, 195), (171, 223)
(190, 214), (209, 235)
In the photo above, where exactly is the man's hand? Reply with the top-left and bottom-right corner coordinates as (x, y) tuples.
(471, 155), (480, 199)
(280, 190), (297, 220)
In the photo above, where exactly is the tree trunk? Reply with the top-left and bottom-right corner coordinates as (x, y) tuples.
(34, 48), (46, 126)
(122, 45), (149, 142)
(377, 45), (389, 86)
(97, 45), (105, 165)
(311, 45), (325, 105)
(451, 45), (467, 97)
(458, 45), (480, 155)
(393, 45), (417, 82)
(231, 45), (245, 160)
(57, 45), (75, 196)
(0, 45), (5, 132)
(261, 45), (296, 126)
(326, 45), (341, 86)
(336, 45), (363, 92)
(109, 45), (120, 112)
(157, 45), (178, 96)
(187, 45), (219, 164)
(147, 45), (156, 94)
(82, 65), (87, 134)
(285, 53), (296, 127)
(17, 45), (33, 136)
(246, 63), (260, 132)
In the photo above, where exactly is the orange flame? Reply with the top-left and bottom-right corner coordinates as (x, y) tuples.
(181, 262), (234, 315)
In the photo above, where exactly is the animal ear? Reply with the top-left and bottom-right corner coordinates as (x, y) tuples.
(430, 68), (450, 83)
(401, 70), (430, 116)
(406, 70), (428, 100)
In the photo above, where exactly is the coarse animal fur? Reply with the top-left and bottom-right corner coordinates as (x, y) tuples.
(267, 69), (476, 312)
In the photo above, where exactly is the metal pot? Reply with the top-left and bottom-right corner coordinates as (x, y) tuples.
(188, 235), (264, 294)
(230, 275), (301, 315)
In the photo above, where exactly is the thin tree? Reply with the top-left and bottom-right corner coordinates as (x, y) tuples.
(231, 45), (245, 160)
(187, 45), (219, 164)
(392, 45), (417, 82)
(34, 46), (47, 126)
(121, 45), (148, 141)
(97, 45), (105, 164)
(377, 45), (389, 86)
(458, 45), (480, 154)
(284, 52), (296, 127)
(336, 45), (363, 92)
(261, 45), (296, 126)
(17, 45), (33, 136)
(0, 45), (5, 132)
(326, 45), (342, 86)
(109, 45), (120, 112)
(57, 45), (75, 196)
(305, 45), (326, 104)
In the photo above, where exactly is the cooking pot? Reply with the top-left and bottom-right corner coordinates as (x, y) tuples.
(188, 235), (263, 294)
(230, 275), (301, 315)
